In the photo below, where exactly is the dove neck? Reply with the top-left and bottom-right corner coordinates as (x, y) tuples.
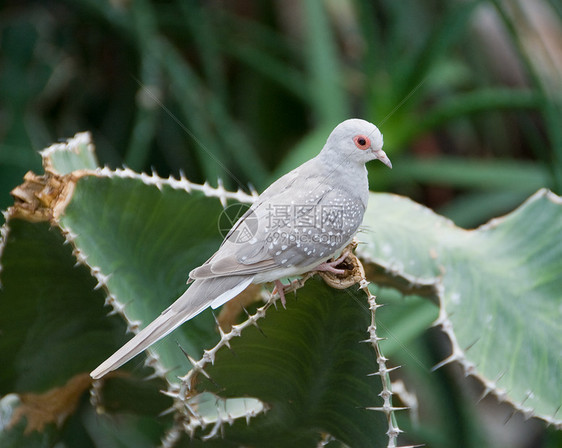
(316, 151), (368, 177)
(314, 152), (369, 203)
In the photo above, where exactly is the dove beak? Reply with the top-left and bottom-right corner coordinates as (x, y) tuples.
(374, 149), (392, 169)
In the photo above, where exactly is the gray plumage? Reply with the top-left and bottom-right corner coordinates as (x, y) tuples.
(90, 118), (391, 379)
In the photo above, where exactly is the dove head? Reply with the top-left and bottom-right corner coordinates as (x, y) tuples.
(321, 118), (391, 168)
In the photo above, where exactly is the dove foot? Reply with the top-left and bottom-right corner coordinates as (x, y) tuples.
(272, 279), (287, 308)
(314, 251), (350, 275)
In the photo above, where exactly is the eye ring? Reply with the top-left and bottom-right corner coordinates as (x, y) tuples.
(353, 135), (371, 150)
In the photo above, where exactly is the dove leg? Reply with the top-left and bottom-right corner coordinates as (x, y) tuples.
(272, 279), (287, 308)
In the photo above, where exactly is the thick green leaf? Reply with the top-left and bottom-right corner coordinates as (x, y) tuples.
(358, 189), (562, 425)
(371, 286), (439, 358)
(0, 219), (127, 393)
(0, 216), (170, 444)
(0, 394), (167, 448)
(50, 167), (395, 444)
(58, 174), (228, 381)
(78, 405), (167, 448)
(7, 131), (557, 447)
(41, 133), (99, 175)
(437, 190), (533, 228)
(197, 278), (388, 448)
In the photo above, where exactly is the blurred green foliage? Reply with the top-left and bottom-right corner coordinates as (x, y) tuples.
(2, 0), (561, 226)
(1, 0), (561, 446)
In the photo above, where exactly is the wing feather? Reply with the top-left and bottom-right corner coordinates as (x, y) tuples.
(189, 162), (354, 280)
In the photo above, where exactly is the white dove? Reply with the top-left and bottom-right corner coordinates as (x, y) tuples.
(90, 118), (391, 379)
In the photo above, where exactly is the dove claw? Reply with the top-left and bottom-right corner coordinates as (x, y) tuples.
(272, 280), (287, 308)
(314, 250), (350, 274)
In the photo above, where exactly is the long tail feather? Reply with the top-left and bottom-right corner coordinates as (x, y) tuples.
(90, 275), (253, 379)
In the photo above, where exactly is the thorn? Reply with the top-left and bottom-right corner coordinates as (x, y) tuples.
(218, 328), (231, 349)
(520, 390), (533, 407)
(202, 349), (216, 365)
(248, 182), (258, 198)
(477, 385), (493, 403)
(553, 404), (561, 420)
(185, 423), (197, 440)
(225, 343), (236, 357)
(216, 178), (227, 208)
(379, 389), (392, 399)
(143, 353), (160, 366)
(464, 337), (480, 352)
(126, 320), (141, 333)
(176, 342), (197, 367)
(143, 370), (165, 381)
(431, 353), (458, 372)
(494, 387), (508, 402)
(211, 310), (223, 334)
(359, 279), (370, 289)
(495, 369), (507, 384)
(522, 408), (535, 421)
(431, 311), (448, 328)
(386, 423), (403, 437)
(503, 409), (516, 426)
(160, 389), (180, 399)
(158, 406), (177, 417)
(462, 360), (477, 377)
(366, 406), (409, 412)
(175, 346), (218, 386)
(198, 367), (216, 384)
(368, 365), (401, 376)
(252, 319), (266, 338)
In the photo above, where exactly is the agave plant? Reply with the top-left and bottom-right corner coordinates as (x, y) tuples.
(0, 133), (560, 447)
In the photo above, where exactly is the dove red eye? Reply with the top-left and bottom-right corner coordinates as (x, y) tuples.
(353, 135), (371, 150)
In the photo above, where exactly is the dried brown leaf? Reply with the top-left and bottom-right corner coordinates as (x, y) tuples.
(10, 373), (93, 434)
